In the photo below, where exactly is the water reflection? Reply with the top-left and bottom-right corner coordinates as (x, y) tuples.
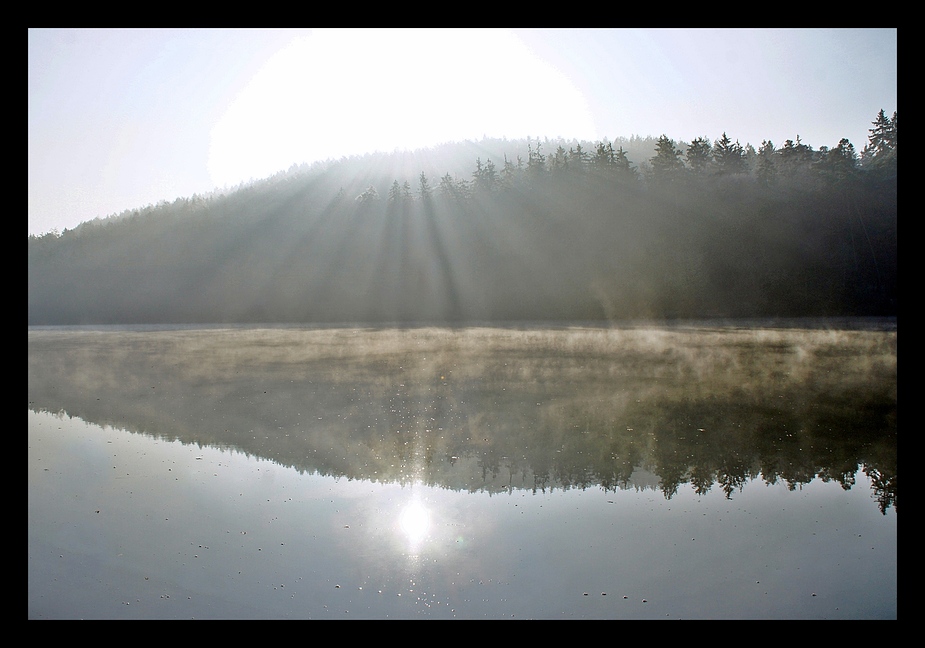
(29, 407), (895, 620)
(399, 495), (432, 552)
(28, 321), (898, 619)
(28, 322), (896, 513)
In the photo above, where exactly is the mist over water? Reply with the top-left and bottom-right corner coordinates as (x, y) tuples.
(28, 322), (895, 618)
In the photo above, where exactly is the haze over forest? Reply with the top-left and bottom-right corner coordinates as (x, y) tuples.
(28, 113), (897, 325)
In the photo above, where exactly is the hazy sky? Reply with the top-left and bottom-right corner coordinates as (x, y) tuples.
(28, 28), (897, 236)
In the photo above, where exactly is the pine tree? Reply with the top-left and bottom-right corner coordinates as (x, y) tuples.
(388, 180), (403, 202)
(454, 176), (471, 202)
(527, 139), (546, 178)
(613, 146), (637, 181)
(593, 141), (615, 168)
(418, 172), (432, 200)
(712, 132), (746, 174)
(650, 135), (684, 181)
(861, 109), (897, 175)
(777, 136), (814, 179)
(482, 158), (497, 192)
(755, 140), (776, 186)
(438, 173), (456, 200)
(867, 109), (896, 158)
(550, 145), (569, 174)
(818, 138), (858, 183)
(500, 154), (518, 190)
(685, 137), (712, 175)
(472, 157), (498, 193)
(569, 143), (589, 171)
(594, 141), (637, 181)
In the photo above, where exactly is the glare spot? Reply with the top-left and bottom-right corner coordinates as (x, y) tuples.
(399, 499), (432, 550)
(207, 28), (597, 189)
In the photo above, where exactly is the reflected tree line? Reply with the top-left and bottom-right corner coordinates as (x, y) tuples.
(29, 111), (896, 324)
(28, 326), (897, 513)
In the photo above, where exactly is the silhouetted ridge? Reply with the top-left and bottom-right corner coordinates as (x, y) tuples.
(28, 117), (897, 324)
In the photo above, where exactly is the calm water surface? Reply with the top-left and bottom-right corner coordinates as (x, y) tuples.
(28, 322), (897, 619)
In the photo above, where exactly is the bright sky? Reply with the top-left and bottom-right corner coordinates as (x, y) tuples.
(28, 28), (897, 236)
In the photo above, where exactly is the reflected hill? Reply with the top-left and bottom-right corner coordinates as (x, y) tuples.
(28, 323), (896, 513)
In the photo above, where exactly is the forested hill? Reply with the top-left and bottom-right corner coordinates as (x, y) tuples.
(28, 116), (897, 325)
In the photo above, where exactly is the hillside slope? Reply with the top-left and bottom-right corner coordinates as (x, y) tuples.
(28, 136), (897, 324)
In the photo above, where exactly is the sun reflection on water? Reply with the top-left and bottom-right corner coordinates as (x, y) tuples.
(398, 497), (432, 553)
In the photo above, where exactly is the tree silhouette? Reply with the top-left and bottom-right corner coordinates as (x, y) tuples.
(755, 140), (776, 186)
(526, 139), (546, 179)
(418, 172), (433, 200)
(861, 109), (897, 177)
(712, 132), (746, 175)
(685, 136), (712, 176)
(817, 138), (858, 183)
(388, 180), (403, 202)
(866, 109), (896, 158)
(650, 134), (684, 181)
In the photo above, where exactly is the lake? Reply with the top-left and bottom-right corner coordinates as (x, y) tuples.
(28, 321), (897, 619)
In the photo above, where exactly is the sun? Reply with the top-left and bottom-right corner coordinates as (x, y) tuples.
(207, 28), (597, 189)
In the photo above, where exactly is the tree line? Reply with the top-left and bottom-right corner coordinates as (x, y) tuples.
(343, 108), (896, 205)
(28, 110), (897, 324)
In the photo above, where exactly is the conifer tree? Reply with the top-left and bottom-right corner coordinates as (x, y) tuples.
(861, 109), (897, 174)
(777, 136), (815, 180)
(712, 132), (746, 174)
(388, 180), (403, 202)
(527, 139), (546, 179)
(755, 140), (776, 186)
(650, 135), (684, 181)
(867, 109), (896, 158)
(550, 145), (569, 174)
(613, 146), (637, 181)
(482, 158), (497, 192)
(570, 143), (589, 170)
(500, 154), (518, 190)
(472, 157), (498, 193)
(818, 138), (858, 183)
(685, 137), (712, 175)
(438, 173), (456, 200)
(593, 141), (616, 168)
(418, 172), (432, 200)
